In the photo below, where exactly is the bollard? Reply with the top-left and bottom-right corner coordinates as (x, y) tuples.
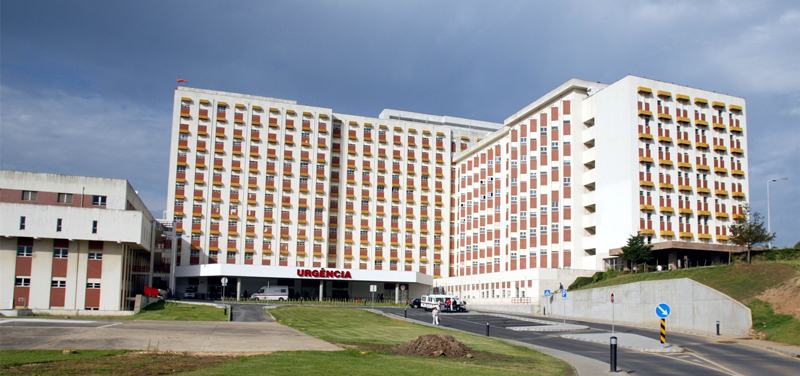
(404, 308), (407, 318)
(716, 321), (720, 336)
(486, 322), (490, 337)
(610, 336), (618, 372)
(224, 307), (227, 315)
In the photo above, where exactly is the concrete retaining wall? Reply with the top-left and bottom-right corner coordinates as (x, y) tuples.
(544, 278), (752, 336)
(133, 295), (161, 314)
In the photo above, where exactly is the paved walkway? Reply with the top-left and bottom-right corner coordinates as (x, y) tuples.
(561, 332), (684, 353)
(486, 313), (589, 332)
(0, 319), (340, 353)
(367, 309), (629, 376)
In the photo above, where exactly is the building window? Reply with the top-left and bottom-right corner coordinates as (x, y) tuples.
(86, 283), (101, 289)
(92, 195), (107, 206)
(51, 280), (67, 288)
(19, 216), (25, 230)
(54, 248), (69, 258)
(88, 252), (103, 260)
(56, 218), (63, 232)
(92, 220), (98, 234)
(21, 191), (38, 201)
(17, 246), (33, 257)
(15, 278), (31, 287)
(57, 193), (73, 204)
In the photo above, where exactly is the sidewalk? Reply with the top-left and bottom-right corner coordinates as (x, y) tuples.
(560, 332), (683, 353)
(737, 338), (800, 359)
(486, 312), (589, 332)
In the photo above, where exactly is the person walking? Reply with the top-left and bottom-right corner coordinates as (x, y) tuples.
(432, 306), (440, 325)
(445, 298), (451, 313)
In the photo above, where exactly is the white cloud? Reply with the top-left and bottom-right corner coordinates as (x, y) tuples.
(708, 9), (800, 94)
(0, 85), (171, 215)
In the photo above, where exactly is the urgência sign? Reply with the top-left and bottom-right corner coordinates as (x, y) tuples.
(296, 268), (353, 279)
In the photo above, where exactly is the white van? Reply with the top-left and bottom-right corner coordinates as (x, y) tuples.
(420, 294), (458, 311)
(250, 285), (289, 301)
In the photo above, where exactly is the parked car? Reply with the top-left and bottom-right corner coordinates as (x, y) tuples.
(184, 286), (197, 299)
(409, 298), (421, 308)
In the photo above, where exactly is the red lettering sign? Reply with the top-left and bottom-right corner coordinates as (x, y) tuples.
(296, 268), (352, 279)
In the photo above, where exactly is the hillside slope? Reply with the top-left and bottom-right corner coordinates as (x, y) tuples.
(572, 262), (800, 345)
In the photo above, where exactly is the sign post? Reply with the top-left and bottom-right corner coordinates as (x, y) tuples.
(611, 293), (615, 333)
(370, 284), (377, 310)
(221, 277), (228, 303)
(544, 290), (551, 316)
(562, 289), (567, 323)
(656, 303), (671, 347)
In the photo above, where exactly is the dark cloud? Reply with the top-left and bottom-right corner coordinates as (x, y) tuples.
(2, 0), (798, 245)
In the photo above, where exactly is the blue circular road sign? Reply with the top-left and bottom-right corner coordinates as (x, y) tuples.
(656, 303), (671, 318)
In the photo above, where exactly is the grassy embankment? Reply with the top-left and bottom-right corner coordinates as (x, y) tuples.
(572, 259), (800, 345)
(1, 307), (575, 376)
(26, 301), (228, 321)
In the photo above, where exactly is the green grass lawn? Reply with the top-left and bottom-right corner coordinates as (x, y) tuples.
(0, 350), (129, 369)
(3, 307), (574, 376)
(268, 306), (574, 375)
(748, 299), (800, 346)
(188, 348), (556, 376)
(572, 262), (797, 302)
(130, 301), (228, 321)
(28, 301), (228, 322)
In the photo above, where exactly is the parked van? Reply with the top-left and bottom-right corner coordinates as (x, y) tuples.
(420, 294), (465, 311)
(250, 285), (289, 301)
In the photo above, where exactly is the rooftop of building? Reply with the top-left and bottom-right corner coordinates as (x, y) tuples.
(177, 86), (500, 134)
(0, 170), (155, 222)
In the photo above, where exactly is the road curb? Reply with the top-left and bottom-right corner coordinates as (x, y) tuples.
(737, 339), (800, 359)
(560, 334), (684, 353)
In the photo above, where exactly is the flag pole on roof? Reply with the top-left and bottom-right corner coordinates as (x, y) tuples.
(177, 77), (187, 90)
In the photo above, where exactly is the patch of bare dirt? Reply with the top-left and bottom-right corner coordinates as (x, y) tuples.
(391, 334), (474, 358)
(4, 352), (239, 375)
(755, 276), (800, 320)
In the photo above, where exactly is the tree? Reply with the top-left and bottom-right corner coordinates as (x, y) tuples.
(619, 234), (653, 272)
(728, 204), (775, 263)
(794, 240), (800, 250)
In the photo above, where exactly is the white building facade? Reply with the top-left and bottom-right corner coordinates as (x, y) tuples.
(167, 87), (494, 301)
(0, 171), (158, 312)
(167, 75), (749, 305)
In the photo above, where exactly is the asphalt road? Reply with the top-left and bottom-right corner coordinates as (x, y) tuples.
(378, 307), (800, 376)
(229, 303), (273, 322)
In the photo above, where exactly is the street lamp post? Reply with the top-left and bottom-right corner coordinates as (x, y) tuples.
(767, 177), (788, 249)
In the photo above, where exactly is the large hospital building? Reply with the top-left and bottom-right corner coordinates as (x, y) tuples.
(165, 75), (748, 305)
(1, 75), (749, 312)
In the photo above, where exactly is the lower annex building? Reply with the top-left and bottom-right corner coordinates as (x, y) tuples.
(1, 171), (166, 312)
(168, 75), (749, 306)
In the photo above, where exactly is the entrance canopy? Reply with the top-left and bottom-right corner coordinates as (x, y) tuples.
(175, 264), (434, 285)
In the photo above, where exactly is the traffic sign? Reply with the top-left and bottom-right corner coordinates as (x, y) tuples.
(656, 303), (671, 318)
(370, 284), (377, 292)
(221, 277), (228, 286)
(544, 289), (551, 297)
(562, 290), (567, 298)
(611, 293), (615, 303)
(400, 285), (405, 290)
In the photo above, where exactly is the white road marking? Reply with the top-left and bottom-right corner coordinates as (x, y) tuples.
(96, 323), (122, 328)
(651, 352), (744, 376)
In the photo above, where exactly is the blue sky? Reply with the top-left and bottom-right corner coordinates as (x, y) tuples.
(1, 1), (798, 247)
